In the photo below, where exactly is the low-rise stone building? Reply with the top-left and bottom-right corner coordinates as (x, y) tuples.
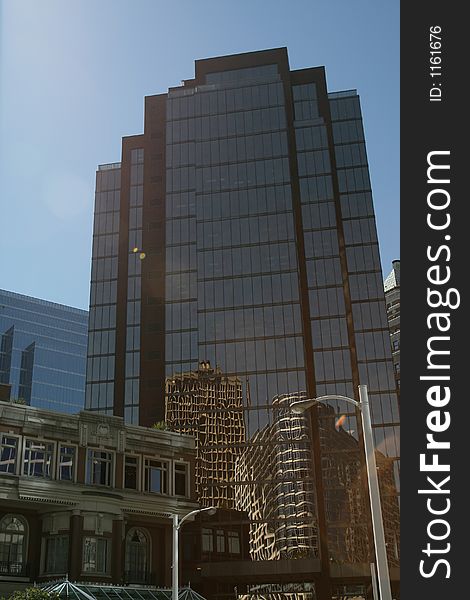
(0, 400), (197, 594)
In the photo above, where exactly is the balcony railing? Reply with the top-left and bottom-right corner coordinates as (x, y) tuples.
(0, 561), (31, 577)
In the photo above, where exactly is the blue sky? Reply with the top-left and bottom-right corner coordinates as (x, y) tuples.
(0, 0), (399, 310)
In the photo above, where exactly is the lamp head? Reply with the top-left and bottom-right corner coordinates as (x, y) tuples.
(290, 398), (319, 414)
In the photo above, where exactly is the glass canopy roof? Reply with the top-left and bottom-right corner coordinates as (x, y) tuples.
(40, 579), (207, 600)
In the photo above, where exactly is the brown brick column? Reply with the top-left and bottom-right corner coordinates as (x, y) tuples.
(112, 516), (125, 584)
(69, 510), (82, 581)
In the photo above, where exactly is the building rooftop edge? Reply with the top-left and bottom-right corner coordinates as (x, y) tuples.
(195, 46), (289, 67)
(0, 288), (88, 315)
(0, 400), (195, 443)
(97, 162), (121, 171)
(384, 259), (400, 291)
(328, 89), (358, 99)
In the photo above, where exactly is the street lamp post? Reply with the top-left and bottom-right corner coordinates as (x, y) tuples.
(291, 384), (393, 600)
(172, 507), (217, 600)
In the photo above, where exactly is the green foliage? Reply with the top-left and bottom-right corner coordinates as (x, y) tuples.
(10, 397), (26, 405)
(152, 420), (168, 431)
(2, 588), (60, 600)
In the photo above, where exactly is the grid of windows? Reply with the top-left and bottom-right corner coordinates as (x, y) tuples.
(165, 72), (306, 423)
(331, 93), (400, 443)
(89, 53), (401, 583)
(295, 85), (354, 410)
(85, 166), (120, 414)
(0, 290), (88, 413)
(293, 83), (320, 122)
(18, 342), (35, 404)
(320, 90), (399, 564)
(0, 432), (188, 500)
(163, 67), (401, 570)
(291, 84), (399, 565)
(0, 326), (14, 384)
(124, 149), (144, 425)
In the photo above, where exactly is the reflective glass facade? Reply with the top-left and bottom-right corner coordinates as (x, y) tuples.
(89, 49), (400, 600)
(124, 149), (144, 424)
(165, 67), (306, 426)
(0, 289), (88, 412)
(85, 163), (120, 415)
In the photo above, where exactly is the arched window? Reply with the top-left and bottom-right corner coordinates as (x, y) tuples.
(0, 515), (28, 574)
(125, 527), (151, 583)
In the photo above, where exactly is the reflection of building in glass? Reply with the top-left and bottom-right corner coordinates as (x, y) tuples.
(384, 260), (400, 391)
(86, 48), (400, 598)
(234, 393), (317, 561)
(233, 393), (398, 567)
(316, 404), (369, 565)
(317, 402), (400, 568)
(233, 392), (401, 600)
(238, 582), (316, 600)
(165, 361), (246, 508)
(0, 289), (88, 412)
(318, 404), (400, 573)
(376, 452), (401, 568)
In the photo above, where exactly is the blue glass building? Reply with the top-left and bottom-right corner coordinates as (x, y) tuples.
(0, 289), (88, 412)
(85, 49), (400, 598)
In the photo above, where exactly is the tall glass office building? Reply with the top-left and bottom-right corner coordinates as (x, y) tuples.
(0, 289), (88, 412)
(86, 48), (400, 600)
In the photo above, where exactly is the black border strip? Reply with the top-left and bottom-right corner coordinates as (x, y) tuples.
(401, 4), (465, 597)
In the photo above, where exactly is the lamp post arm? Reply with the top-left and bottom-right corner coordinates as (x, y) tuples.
(177, 509), (198, 529)
(314, 394), (360, 408)
(178, 506), (217, 529)
(290, 394), (360, 414)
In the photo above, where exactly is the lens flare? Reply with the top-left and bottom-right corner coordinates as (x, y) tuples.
(139, 252), (146, 260)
